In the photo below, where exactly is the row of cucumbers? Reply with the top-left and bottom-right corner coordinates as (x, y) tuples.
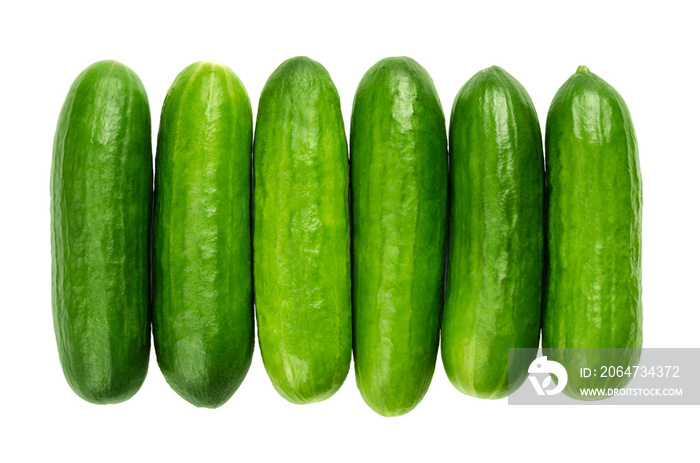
(51, 56), (642, 415)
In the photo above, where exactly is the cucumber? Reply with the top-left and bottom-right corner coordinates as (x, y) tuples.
(351, 57), (448, 416)
(543, 66), (642, 399)
(254, 57), (351, 404)
(442, 66), (544, 399)
(153, 61), (254, 408)
(51, 60), (152, 404)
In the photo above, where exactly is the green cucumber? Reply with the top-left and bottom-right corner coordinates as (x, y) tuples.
(153, 61), (254, 408)
(51, 60), (152, 404)
(442, 66), (544, 399)
(253, 57), (352, 404)
(543, 66), (642, 399)
(351, 57), (448, 416)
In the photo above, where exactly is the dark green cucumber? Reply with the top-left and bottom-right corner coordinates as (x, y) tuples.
(51, 60), (152, 404)
(543, 66), (642, 400)
(153, 61), (254, 408)
(351, 57), (448, 416)
(253, 57), (352, 404)
(442, 66), (544, 399)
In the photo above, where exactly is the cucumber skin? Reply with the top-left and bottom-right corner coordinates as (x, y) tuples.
(254, 57), (351, 404)
(153, 61), (254, 408)
(442, 66), (544, 399)
(51, 60), (152, 404)
(543, 67), (642, 400)
(351, 57), (448, 417)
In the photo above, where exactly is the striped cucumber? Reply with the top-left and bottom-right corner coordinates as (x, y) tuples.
(153, 61), (254, 408)
(442, 66), (544, 399)
(254, 56), (351, 404)
(51, 60), (152, 404)
(351, 57), (448, 416)
(543, 66), (642, 399)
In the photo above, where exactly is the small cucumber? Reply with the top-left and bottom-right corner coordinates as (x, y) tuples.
(153, 61), (254, 408)
(351, 57), (448, 416)
(51, 60), (152, 404)
(442, 66), (544, 399)
(543, 66), (642, 399)
(254, 56), (352, 404)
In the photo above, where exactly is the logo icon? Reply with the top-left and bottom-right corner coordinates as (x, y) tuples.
(527, 356), (568, 396)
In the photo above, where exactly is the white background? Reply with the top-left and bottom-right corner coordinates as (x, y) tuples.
(1, 0), (698, 461)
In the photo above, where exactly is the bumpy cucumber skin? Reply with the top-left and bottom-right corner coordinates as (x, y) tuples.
(254, 57), (351, 404)
(351, 57), (448, 416)
(543, 66), (642, 400)
(51, 60), (152, 404)
(442, 66), (544, 399)
(153, 61), (254, 408)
